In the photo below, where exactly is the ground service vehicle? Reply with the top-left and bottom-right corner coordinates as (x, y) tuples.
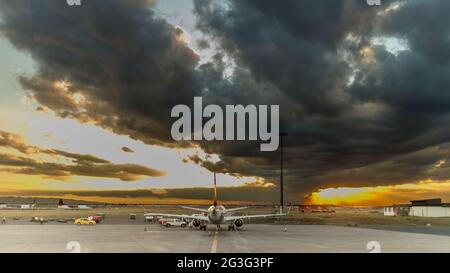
(74, 218), (96, 225)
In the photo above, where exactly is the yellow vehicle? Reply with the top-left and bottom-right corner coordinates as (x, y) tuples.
(74, 218), (96, 225)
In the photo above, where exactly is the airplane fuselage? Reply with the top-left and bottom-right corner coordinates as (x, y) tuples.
(207, 205), (226, 224)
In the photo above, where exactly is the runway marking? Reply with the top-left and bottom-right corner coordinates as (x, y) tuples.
(302, 243), (334, 249)
(210, 231), (219, 253)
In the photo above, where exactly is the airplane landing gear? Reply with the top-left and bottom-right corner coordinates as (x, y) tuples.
(200, 225), (207, 231)
(228, 225), (235, 231)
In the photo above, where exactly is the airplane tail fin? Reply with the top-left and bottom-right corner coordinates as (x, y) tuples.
(213, 172), (218, 206)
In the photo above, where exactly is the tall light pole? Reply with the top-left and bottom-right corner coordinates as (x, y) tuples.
(280, 132), (287, 214)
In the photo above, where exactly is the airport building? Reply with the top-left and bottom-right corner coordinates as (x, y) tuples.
(383, 204), (410, 216)
(384, 199), (450, 217)
(409, 199), (450, 217)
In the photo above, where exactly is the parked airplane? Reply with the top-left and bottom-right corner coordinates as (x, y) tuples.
(145, 173), (285, 230)
(57, 199), (92, 210)
(20, 199), (36, 210)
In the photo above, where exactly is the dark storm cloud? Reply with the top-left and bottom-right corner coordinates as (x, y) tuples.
(1, 130), (107, 164)
(0, 160), (164, 181)
(0, 131), (38, 154)
(192, 0), (450, 198)
(1, 0), (450, 202)
(0, 0), (201, 147)
(381, 0), (450, 65)
(196, 38), (210, 50)
(0, 130), (164, 181)
(194, 0), (379, 115)
(46, 149), (110, 164)
(0, 152), (165, 181)
(121, 146), (135, 153)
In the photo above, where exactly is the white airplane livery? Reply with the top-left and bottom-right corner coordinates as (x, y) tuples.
(145, 173), (284, 230)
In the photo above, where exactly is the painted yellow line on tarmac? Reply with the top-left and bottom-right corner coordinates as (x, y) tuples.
(210, 231), (219, 253)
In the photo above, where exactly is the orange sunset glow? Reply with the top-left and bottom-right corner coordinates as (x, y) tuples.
(307, 180), (450, 206)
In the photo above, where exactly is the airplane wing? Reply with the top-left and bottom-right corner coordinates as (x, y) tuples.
(225, 207), (248, 212)
(181, 206), (209, 212)
(225, 213), (285, 222)
(144, 213), (209, 221)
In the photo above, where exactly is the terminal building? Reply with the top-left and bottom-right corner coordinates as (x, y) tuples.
(384, 198), (450, 217)
(409, 199), (450, 217)
(383, 204), (410, 216)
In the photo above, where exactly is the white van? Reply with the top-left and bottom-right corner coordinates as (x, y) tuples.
(163, 219), (186, 227)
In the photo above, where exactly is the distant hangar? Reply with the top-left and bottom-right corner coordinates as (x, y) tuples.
(384, 198), (450, 217)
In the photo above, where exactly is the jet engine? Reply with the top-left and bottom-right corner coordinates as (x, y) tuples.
(192, 219), (201, 227)
(234, 219), (243, 227)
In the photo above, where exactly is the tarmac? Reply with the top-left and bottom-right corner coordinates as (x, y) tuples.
(1, 224), (450, 253)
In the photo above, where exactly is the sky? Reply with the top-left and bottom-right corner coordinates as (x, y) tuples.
(0, 0), (449, 206)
